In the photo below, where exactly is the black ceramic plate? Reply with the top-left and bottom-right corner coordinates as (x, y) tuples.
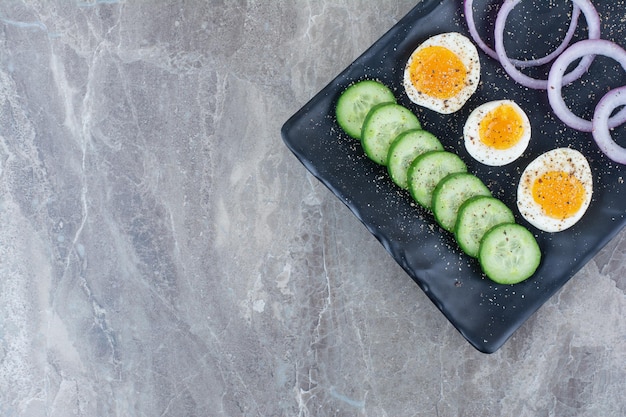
(281, 0), (626, 353)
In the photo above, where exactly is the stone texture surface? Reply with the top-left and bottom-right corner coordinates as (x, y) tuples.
(0, 1), (624, 416)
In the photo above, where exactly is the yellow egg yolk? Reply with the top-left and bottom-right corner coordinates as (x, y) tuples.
(408, 45), (467, 100)
(532, 171), (586, 219)
(479, 104), (525, 150)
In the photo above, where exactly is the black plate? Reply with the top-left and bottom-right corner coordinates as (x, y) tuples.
(281, 0), (626, 353)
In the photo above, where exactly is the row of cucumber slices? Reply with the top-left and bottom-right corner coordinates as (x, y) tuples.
(335, 80), (541, 285)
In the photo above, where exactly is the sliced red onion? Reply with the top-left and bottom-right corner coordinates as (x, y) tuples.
(494, 0), (600, 90)
(464, 0), (581, 68)
(547, 39), (626, 132)
(592, 86), (626, 164)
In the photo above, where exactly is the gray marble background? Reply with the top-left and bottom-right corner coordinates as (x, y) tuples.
(0, 1), (624, 416)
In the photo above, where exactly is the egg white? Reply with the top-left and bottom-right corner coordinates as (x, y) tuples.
(517, 148), (592, 233)
(464, 100), (531, 166)
(403, 32), (480, 114)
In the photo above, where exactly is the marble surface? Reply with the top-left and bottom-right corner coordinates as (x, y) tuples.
(0, 1), (625, 416)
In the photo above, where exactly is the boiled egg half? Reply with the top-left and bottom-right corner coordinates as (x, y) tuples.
(464, 100), (531, 166)
(403, 32), (480, 114)
(517, 148), (592, 233)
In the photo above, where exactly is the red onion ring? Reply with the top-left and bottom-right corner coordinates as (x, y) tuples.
(547, 39), (626, 132)
(494, 0), (600, 90)
(464, 0), (581, 68)
(592, 86), (626, 164)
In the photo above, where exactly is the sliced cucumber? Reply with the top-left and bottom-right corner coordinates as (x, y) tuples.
(335, 80), (397, 139)
(479, 222), (541, 284)
(387, 129), (443, 189)
(361, 102), (422, 165)
(407, 150), (467, 209)
(432, 173), (491, 233)
(454, 196), (515, 258)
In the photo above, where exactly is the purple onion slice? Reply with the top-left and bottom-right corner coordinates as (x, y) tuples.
(494, 0), (600, 90)
(548, 39), (626, 132)
(464, 0), (580, 68)
(592, 86), (626, 164)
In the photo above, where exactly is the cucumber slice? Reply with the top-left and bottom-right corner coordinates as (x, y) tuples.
(361, 102), (422, 165)
(432, 173), (491, 232)
(335, 80), (397, 139)
(479, 223), (541, 284)
(387, 129), (444, 189)
(407, 150), (467, 209)
(454, 196), (515, 258)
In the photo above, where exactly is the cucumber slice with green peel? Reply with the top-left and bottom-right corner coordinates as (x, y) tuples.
(387, 129), (444, 189)
(479, 223), (541, 284)
(335, 80), (397, 139)
(361, 102), (422, 165)
(407, 150), (467, 209)
(432, 173), (492, 232)
(454, 196), (515, 258)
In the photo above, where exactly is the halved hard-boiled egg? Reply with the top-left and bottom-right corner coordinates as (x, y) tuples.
(517, 148), (592, 233)
(403, 32), (480, 114)
(464, 100), (531, 166)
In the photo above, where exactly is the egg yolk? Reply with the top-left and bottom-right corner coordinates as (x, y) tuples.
(479, 104), (525, 150)
(532, 171), (586, 219)
(408, 45), (467, 100)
